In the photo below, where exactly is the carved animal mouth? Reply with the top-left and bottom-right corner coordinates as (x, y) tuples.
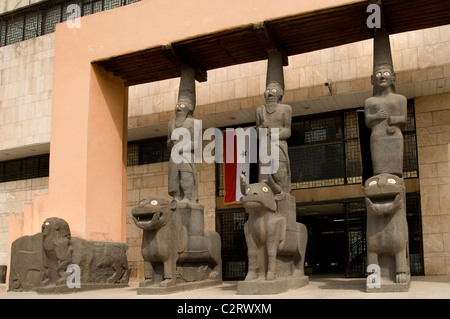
(366, 193), (400, 213)
(132, 208), (164, 229)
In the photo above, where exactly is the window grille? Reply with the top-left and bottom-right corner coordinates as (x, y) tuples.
(0, 0), (141, 47)
(216, 210), (248, 280)
(0, 154), (49, 183)
(127, 136), (170, 166)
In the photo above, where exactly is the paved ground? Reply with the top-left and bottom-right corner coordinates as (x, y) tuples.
(1, 274), (450, 299)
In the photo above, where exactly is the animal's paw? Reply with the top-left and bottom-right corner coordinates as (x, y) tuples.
(209, 271), (220, 280)
(245, 271), (258, 281)
(265, 271), (276, 281)
(396, 272), (410, 284)
(159, 278), (176, 287)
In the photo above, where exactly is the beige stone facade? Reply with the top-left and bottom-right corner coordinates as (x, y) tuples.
(415, 92), (450, 275)
(0, 0), (449, 280)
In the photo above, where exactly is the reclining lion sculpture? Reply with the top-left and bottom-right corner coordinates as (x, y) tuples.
(9, 217), (130, 292)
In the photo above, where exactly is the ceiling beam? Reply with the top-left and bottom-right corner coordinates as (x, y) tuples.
(162, 43), (208, 82)
(254, 22), (289, 66)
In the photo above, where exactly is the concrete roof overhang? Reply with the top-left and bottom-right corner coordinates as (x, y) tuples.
(95, 0), (450, 87)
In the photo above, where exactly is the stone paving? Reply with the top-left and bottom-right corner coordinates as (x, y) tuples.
(1, 274), (449, 299)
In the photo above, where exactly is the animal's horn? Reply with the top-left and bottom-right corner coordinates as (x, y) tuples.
(240, 174), (247, 196)
(266, 174), (282, 194)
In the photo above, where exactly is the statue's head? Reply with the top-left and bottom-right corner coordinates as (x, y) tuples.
(132, 196), (177, 230)
(264, 82), (284, 105)
(364, 173), (404, 215)
(371, 64), (396, 91)
(41, 217), (71, 239)
(175, 98), (194, 118)
(239, 174), (284, 213)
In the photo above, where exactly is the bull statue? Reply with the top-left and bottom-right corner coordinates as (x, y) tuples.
(132, 196), (221, 291)
(239, 174), (307, 281)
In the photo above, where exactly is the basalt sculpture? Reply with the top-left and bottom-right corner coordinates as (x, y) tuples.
(9, 217), (130, 293)
(238, 49), (308, 294)
(132, 196), (221, 294)
(364, 28), (410, 292)
(133, 66), (222, 294)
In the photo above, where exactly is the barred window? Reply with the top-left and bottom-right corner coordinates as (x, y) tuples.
(127, 136), (170, 166)
(0, 0), (141, 47)
(0, 154), (49, 183)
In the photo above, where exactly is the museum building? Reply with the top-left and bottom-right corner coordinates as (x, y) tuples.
(0, 0), (449, 286)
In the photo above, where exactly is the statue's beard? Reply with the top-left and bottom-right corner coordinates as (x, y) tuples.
(175, 113), (188, 127)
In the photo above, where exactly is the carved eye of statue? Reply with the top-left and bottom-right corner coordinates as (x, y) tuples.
(387, 178), (397, 184)
(383, 71), (391, 76)
(45, 222), (49, 226)
(369, 180), (378, 186)
(150, 200), (158, 206)
(180, 104), (185, 108)
(246, 187), (251, 194)
(261, 186), (269, 193)
(375, 72), (382, 77)
(271, 88), (277, 93)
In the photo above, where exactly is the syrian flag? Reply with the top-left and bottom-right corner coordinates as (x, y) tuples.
(223, 127), (256, 203)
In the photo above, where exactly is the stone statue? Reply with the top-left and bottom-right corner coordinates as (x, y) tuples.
(364, 29), (407, 177)
(364, 28), (410, 292)
(131, 196), (222, 294)
(365, 174), (410, 290)
(256, 50), (292, 194)
(167, 66), (199, 203)
(239, 175), (307, 280)
(238, 49), (308, 294)
(8, 233), (45, 291)
(9, 217), (130, 292)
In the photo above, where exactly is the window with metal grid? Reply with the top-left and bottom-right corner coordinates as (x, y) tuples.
(0, 0), (141, 47)
(127, 136), (170, 166)
(216, 210), (248, 280)
(0, 154), (49, 183)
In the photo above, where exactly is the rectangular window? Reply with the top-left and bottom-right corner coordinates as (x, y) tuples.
(0, 154), (49, 183)
(0, 0), (142, 47)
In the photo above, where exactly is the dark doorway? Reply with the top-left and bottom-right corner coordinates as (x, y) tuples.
(297, 203), (347, 275)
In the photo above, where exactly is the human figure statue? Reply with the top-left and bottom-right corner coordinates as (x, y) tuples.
(256, 49), (292, 194)
(364, 28), (410, 292)
(167, 66), (199, 203)
(364, 28), (407, 177)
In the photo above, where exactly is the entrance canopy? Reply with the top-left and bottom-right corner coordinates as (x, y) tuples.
(95, 0), (450, 86)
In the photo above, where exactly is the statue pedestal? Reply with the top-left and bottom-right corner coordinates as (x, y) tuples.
(366, 280), (410, 293)
(137, 278), (222, 295)
(237, 276), (309, 295)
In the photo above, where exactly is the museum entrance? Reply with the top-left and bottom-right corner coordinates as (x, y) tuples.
(297, 201), (369, 277)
